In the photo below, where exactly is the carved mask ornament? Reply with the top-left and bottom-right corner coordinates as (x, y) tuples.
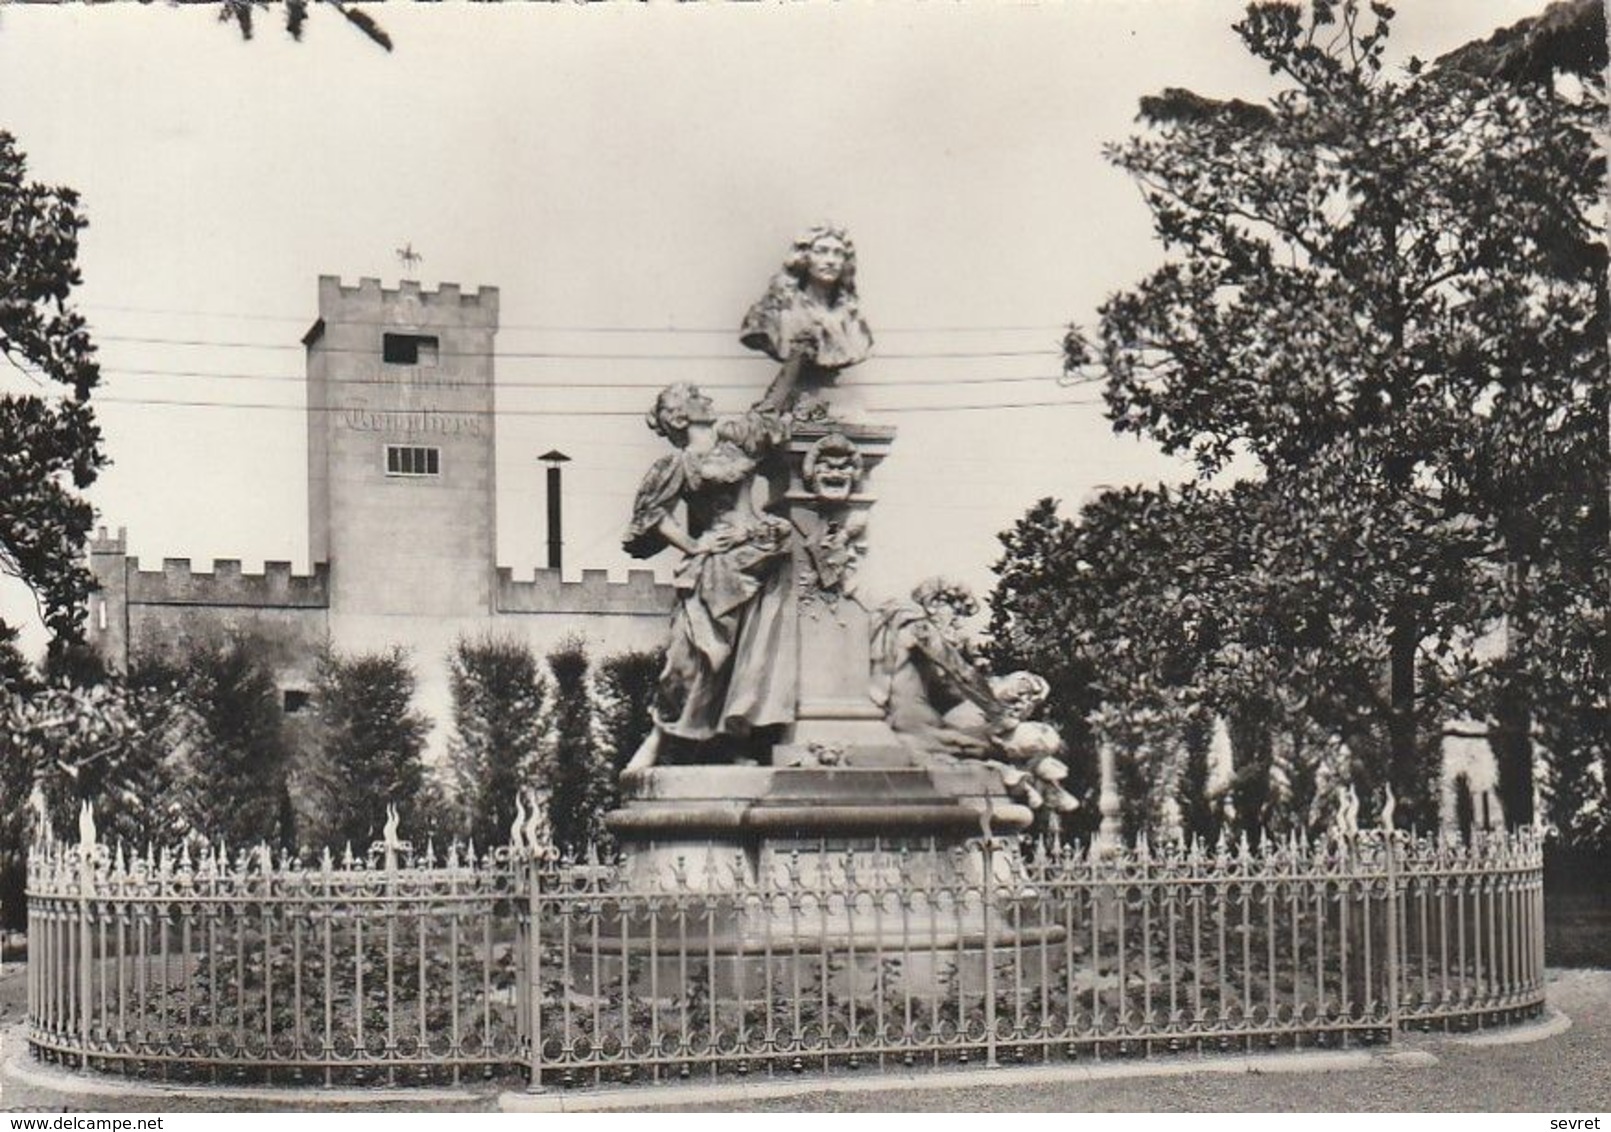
(802, 433), (864, 502)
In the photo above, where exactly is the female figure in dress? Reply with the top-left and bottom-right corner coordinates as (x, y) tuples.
(740, 225), (873, 402)
(623, 377), (798, 772)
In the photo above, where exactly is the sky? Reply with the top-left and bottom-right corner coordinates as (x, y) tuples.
(0, 0), (1549, 658)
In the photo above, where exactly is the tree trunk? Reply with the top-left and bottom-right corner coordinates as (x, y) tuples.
(1228, 703), (1273, 843)
(1387, 603), (1422, 827)
(1492, 557), (1536, 828)
(1177, 711), (1220, 845)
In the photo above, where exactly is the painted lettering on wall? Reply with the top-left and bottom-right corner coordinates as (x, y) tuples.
(342, 404), (485, 437)
(372, 367), (477, 390)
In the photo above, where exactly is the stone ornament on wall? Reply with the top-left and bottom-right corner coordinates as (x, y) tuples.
(390, 291), (425, 328)
(795, 511), (869, 611)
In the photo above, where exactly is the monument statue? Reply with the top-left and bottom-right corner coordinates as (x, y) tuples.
(740, 225), (874, 416)
(622, 378), (798, 773)
(608, 226), (1039, 918)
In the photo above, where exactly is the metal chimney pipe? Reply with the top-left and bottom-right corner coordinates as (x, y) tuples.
(539, 450), (571, 572)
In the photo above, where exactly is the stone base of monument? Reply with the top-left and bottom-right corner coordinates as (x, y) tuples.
(607, 759), (1032, 857)
(597, 760), (1053, 999)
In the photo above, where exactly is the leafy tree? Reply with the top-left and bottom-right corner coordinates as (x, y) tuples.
(1176, 711), (1223, 844)
(0, 624), (36, 696)
(543, 636), (609, 854)
(987, 498), (1104, 838)
(447, 636), (545, 850)
(0, 676), (196, 928)
(591, 647), (664, 830)
(0, 132), (106, 665)
(305, 646), (429, 852)
(1058, 0), (1605, 832)
(145, 634), (295, 849)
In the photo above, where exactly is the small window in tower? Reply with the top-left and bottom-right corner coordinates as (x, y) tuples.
(382, 333), (439, 366)
(385, 445), (441, 477)
(282, 689), (310, 715)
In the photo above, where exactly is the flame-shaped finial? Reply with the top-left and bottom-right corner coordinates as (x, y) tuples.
(78, 800), (97, 855)
(523, 790), (547, 851)
(28, 782), (51, 846)
(510, 794), (528, 853)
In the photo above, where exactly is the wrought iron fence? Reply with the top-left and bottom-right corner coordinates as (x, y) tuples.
(523, 829), (1545, 1088)
(28, 832), (525, 1086)
(28, 818), (1545, 1090)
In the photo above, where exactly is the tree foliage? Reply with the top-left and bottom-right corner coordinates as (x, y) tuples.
(0, 676), (197, 928)
(591, 647), (663, 824)
(218, 0), (392, 52)
(0, 132), (106, 660)
(304, 646), (430, 852)
(156, 636), (296, 849)
(1000, 0), (1608, 842)
(448, 636), (546, 850)
(544, 636), (610, 854)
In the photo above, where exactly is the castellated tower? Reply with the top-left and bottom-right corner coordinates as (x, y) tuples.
(304, 277), (500, 623)
(88, 274), (670, 740)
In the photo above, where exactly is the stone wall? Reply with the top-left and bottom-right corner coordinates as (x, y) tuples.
(86, 525), (671, 749)
(495, 566), (673, 616)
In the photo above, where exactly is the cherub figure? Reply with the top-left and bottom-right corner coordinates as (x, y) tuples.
(870, 578), (1078, 813)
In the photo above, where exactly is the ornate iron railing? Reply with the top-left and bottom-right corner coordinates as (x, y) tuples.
(28, 822), (1545, 1089)
(28, 834), (525, 1086)
(523, 829), (1545, 1088)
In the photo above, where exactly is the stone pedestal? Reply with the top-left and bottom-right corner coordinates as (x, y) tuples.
(773, 420), (904, 763)
(603, 761), (1037, 964)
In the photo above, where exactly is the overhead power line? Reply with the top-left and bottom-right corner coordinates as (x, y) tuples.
(82, 301), (1067, 337)
(88, 365), (1075, 391)
(92, 332), (1061, 363)
(94, 394), (1105, 416)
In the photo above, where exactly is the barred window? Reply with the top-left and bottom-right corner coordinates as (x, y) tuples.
(385, 445), (441, 477)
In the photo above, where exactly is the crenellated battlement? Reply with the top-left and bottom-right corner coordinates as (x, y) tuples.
(123, 558), (331, 608)
(316, 275), (499, 328)
(496, 567), (674, 617)
(88, 526), (127, 557)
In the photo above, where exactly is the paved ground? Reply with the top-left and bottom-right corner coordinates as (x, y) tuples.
(616, 970), (1611, 1113)
(2, 967), (1606, 1112)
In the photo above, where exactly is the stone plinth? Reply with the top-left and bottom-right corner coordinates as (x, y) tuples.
(610, 761), (1030, 845)
(603, 760), (1036, 962)
(774, 420), (904, 762)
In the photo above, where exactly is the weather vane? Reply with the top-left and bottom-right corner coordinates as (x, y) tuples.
(395, 242), (423, 278)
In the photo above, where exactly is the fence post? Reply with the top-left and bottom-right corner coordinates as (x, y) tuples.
(76, 803), (96, 1068)
(982, 834), (998, 1069)
(526, 845), (547, 1093)
(1381, 804), (1401, 1040)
